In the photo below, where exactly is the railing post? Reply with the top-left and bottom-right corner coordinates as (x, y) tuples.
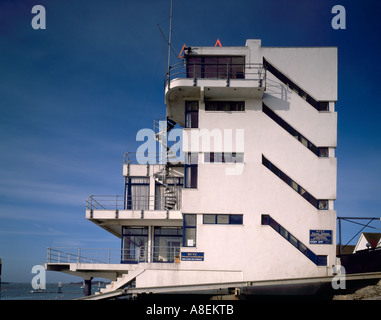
(108, 248), (111, 264)
(47, 248), (51, 263)
(78, 248), (81, 263)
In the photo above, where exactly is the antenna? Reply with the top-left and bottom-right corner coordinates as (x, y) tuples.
(167, 0), (173, 71)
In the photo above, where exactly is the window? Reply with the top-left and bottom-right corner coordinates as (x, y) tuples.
(124, 177), (150, 210)
(205, 101), (245, 111)
(262, 103), (328, 157)
(153, 227), (182, 262)
(186, 56), (245, 79)
(204, 152), (244, 163)
(203, 214), (243, 225)
(261, 215), (327, 266)
(317, 255), (328, 266)
(264, 58), (331, 113)
(184, 153), (198, 188)
(317, 102), (329, 112)
(318, 147), (329, 158)
(262, 155), (328, 210)
(318, 200), (329, 210)
(121, 227), (148, 263)
(185, 101), (199, 128)
(183, 214), (197, 247)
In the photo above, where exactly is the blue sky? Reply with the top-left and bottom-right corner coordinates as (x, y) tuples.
(0, 0), (380, 283)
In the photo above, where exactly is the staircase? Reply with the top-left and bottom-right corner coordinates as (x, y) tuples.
(261, 214), (327, 266)
(153, 117), (180, 211)
(99, 268), (146, 294)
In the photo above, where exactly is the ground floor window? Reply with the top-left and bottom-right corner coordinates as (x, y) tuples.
(121, 227), (148, 263)
(153, 227), (182, 262)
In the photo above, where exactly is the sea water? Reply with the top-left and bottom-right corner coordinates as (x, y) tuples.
(0, 282), (102, 300)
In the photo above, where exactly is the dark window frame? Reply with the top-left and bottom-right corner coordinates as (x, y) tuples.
(262, 155), (329, 210)
(205, 101), (245, 112)
(183, 214), (197, 247)
(186, 55), (245, 79)
(203, 214), (243, 225)
(184, 153), (198, 189)
(185, 101), (199, 129)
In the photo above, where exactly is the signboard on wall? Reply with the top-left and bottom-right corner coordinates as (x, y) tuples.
(309, 230), (332, 244)
(181, 252), (204, 261)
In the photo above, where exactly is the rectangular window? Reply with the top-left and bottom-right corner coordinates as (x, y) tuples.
(205, 101), (245, 112)
(184, 153), (198, 188)
(318, 147), (329, 158)
(121, 227), (148, 263)
(153, 227), (182, 263)
(203, 214), (243, 225)
(185, 101), (199, 128)
(186, 56), (245, 79)
(124, 177), (150, 210)
(204, 152), (244, 163)
(262, 155), (328, 210)
(183, 214), (197, 247)
(317, 255), (328, 266)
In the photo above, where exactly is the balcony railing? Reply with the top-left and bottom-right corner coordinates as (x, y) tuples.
(46, 246), (181, 264)
(165, 61), (265, 88)
(86, 194), (181, 211)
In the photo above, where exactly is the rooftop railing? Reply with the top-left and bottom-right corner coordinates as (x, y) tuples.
(165, 61), (265, 88)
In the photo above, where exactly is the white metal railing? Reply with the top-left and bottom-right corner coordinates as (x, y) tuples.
(165, 61), (266, 88)
(46, 246), (181, 264)
(86, 194), (181, 211)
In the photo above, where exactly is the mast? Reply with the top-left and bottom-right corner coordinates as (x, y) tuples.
(167, 0), (173, 72)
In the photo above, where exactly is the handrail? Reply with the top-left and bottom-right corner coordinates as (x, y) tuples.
(86, 194), (181, 211)
(165, 61), (265, 88)
(46, 246), (181, 264)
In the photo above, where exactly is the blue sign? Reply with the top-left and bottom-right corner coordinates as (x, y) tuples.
(181, 252), (204, 261)
(309, 230), (332, 244)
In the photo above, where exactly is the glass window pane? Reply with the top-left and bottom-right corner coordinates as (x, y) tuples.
(280, 226), (289, 239)
(184, 228), (196, 246)
(290, 180), (299, 192)
(217, 215), (229, 224)
(230, 215), (243, 225)
(186, 57), (202, 78)
(184, 214), (196, 227)
(300, 135), (308, 147)
(204, 57), (217, 78)
(309, 194), (318, 208)
(290, 234), (298, 248)
(203, 214), (216, 224)
(318, 102), (329, 111)
(318, 147), (329, 157)
(223, 153), (232, 163)
(318, 200), (328, 210)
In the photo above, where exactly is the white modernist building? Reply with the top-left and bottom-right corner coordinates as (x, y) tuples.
(46, 39), (338, 298)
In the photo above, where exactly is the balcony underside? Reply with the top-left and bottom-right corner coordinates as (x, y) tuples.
(166, 79), (265, 127)
(86, 209), (183, 238)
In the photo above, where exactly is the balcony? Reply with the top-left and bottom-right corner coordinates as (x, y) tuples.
(166, 60), (265, 95)
(46, 246), (181, 265)
(86, 195), (183, 237)
(165, 60), (266, 125)
(86, 194), (181, 212)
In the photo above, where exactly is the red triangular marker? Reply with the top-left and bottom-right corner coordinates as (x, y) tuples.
(215, 39), (222, 47)
(178, 43), (187, 58)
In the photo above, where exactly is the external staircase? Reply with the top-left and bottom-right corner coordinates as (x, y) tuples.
(153, 117), (180, 211)
(99, 268), (146, 294)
